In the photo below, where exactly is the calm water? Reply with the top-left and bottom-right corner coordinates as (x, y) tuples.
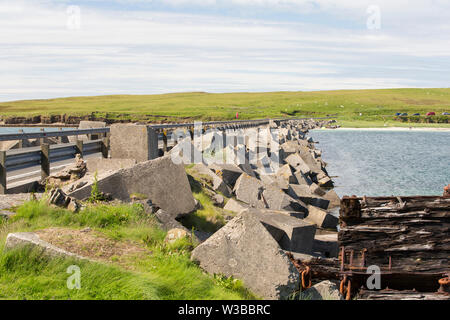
(308, 129), (450, 197)
(0, 127), (75, 134)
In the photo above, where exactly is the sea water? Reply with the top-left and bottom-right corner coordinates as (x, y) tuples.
(308, 129), (450, 197)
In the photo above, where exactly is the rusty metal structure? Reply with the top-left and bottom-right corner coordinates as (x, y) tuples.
(338, 193), (450, 299)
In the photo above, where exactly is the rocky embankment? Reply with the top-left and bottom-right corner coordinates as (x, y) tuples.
(3, 118), (344, 300)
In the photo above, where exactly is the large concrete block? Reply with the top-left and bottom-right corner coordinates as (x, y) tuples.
(86, 158), (137, 174)
(69, 155), (196, 218)
(191, 210), (301, 300)
(233, 174), (307, 212)
(305, 205), (338, 230)
(313, 233), (339, 258)
(72, 120), (107, 142)
(110, 124), (159, 162)
(323, 189), (341, 209)
(257, 209), (316, 254)
(276, 164), (297, 184)
(5, 232), (85, 260)
(287, 184), (330, 210)
(209, 163), (244, 188)
(223, 198), (249, 214)
(192, 164), (232, 197)
(285, 153), (311, 175)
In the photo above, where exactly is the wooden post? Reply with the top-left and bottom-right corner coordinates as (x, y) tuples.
(101, 136), (109, 158)
(41, 143), (50, 180)
(0, 151), (7, 194)
(76, 140), (83, 158)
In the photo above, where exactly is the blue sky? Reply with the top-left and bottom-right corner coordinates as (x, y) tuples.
(0, 0), (449, 101)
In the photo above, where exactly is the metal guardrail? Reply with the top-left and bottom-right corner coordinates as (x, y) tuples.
(0, 127), (109, 142)
(0, 139), (109, 194)
(0, 117), (334, 193)
(0, 117), (334, 141)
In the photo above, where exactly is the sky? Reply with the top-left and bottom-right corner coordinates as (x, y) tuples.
(0, 0), (449, 102)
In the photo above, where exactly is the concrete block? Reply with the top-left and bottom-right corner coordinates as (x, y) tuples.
(209, 163), (244, 188)
(287, 184), (330, 210)
(313, 233), (339, 258)
(69, 155), (196, 218)
(193, 164), (232, 197)
(5, 232), (85, 260)
(223, 198), (249, 214)
(234, 174), (307, 212)
(110, 124), (159, 162)
(276, 164), (297, 184)
(191, 210), (301, 300)
(257, 209), (316, 254)
(86, 158), (137, 174)
(305, 205), (339, 230)
(285, 154), (311, 175)
(323, 189), (341, 209)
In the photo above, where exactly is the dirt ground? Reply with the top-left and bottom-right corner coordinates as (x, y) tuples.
(36, 227), (150, 267)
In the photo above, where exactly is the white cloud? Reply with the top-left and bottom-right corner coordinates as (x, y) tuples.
(0, 0), (448, 101)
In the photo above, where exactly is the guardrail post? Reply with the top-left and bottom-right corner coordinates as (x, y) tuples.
(148, 127), (159, 160)
(162, 130), (168, 153)
(18, 129), (24, 148)
(58, 127), (63, 143)
(40, 128), (45, 145)
(0, 151), (7, 194)
(76, 140), (83, 158)
(101, 137), (109, 158)
(41, 143), (50, 180)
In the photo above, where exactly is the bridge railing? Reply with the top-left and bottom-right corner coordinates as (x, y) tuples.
(0, 139), (109, 194)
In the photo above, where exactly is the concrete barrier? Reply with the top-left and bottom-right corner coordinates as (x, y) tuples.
(110, 124), (159, 162)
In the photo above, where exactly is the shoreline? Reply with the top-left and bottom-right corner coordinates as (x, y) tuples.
(318, 127), (450, 132)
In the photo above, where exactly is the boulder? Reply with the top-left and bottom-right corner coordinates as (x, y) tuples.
(299, 280), (343, 300)
(165, 228), (191, 244)
(305, 205), (339, 230)
(69, 155), (196, 219)
(191, 210), (301, 300)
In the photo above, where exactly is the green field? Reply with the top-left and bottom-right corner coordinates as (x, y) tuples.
(0, 88), (449, 127)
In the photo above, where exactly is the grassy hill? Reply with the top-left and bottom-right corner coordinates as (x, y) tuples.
(0, 88), (449, 127)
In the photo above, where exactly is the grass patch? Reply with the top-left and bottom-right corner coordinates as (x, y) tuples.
(1, 88), (449, 127)
(0, 199), (255, 300)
